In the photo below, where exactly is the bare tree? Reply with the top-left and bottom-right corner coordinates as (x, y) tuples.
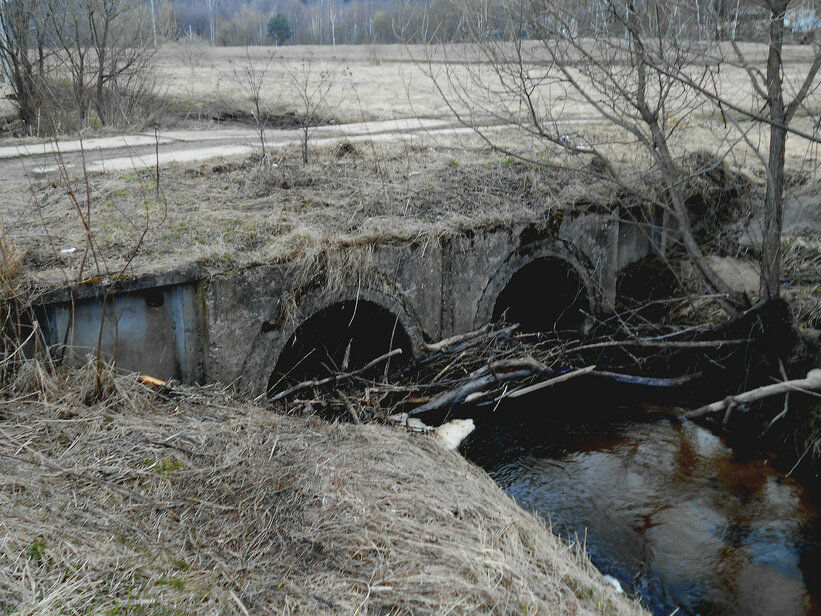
(2, 0), (166, 131)
(723, 1), (821, 300)
(85, 0), (164, 125)
(206, 0), (220, 44)
(233, 47), (276, 158)
(287, 56), (343, 164)
(0, 0), (53, 130)
(414, 0), (821, 314)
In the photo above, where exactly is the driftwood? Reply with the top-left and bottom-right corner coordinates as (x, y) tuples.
(501, 367), (700, 399)
(685, 369), (821, 419)
(410, 359), (705, 414)
(566, 338), (750, 353)
(411, 357), (554, 414)
(419, 324), (518, 354)
(270, 349), (403, 401)
(410, 368), (534, 416)
(420, 324), (492, 353)
(589, 370), (702, 387)
(507, 366), (597, 398)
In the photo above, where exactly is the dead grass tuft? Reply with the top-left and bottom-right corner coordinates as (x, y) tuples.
(782, 237), (821, 285)
(8, 358), (59, 401)
(0, 372), (647, 616)
(0, 227), (24, 288)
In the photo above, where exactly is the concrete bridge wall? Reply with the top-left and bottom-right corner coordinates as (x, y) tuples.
(40, 213), (653, 395)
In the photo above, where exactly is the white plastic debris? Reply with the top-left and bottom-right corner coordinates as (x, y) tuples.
(602, 575), (624, 594)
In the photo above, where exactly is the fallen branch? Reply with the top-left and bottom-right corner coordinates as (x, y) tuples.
(420, 324), (492, 353)
(410, 369), (533, 416)
(420, 324), (518, 354)
(565, 338), (750, 354)
(270, 349), (403, 401)
(466, 356), (548, 380)
(685, 369), (821, 419)
(507, 366), (596, 399)
(589, 370), (702, 387)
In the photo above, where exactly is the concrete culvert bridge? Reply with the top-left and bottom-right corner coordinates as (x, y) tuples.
(492, 257), (590, 334)
(268, 299), (412, 395)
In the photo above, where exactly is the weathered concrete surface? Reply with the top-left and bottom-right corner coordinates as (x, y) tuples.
(704, 256), (762, 300)
(738, 193), (821, 246)
(39, 213), (652, 394)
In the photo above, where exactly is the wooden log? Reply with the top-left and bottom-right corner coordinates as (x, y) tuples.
(685, 369), (821, 419)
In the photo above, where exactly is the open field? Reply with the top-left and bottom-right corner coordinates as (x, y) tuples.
(5, 40), (821, 131)
(153, 41), (821, 127)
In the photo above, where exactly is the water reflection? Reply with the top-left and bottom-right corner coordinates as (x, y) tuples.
(463, 409), (821, 616)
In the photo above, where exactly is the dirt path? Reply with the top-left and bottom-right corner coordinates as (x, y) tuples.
(0, 118), (497, 186)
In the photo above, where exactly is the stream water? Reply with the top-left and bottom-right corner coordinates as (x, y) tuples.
(461, 388), (821, 616)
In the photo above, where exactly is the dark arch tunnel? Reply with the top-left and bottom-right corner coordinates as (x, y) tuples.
(268, 299), (412, 395)
(492, 257), (590, 334)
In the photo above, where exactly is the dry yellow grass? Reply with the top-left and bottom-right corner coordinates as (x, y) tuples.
(0, 117), (818, 296)
(159, 43), (450, 122)
(153, 41), (821, 125)
(4, 39), (821, 130)
(0, 368), (648, 616)
(1, 116), (817, 290)
(0, 130), (589, 286)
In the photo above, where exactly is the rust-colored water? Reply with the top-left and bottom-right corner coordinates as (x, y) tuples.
(464, 411), (821, 615)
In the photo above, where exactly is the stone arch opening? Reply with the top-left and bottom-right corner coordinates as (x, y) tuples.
(268, 299), (412, 394)
(492, 257), (590, 333)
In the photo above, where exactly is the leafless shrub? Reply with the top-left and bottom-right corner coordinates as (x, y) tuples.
(0, 225), (47, 394)
(232, 47), (276, 160)
(0, 0), (170, 132)
(287, 55), (348, 164)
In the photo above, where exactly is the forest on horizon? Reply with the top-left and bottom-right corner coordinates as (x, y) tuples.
(171, 0), (820, 47)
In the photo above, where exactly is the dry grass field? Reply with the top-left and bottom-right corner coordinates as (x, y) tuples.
(1, 111), (817, 290)
(5, 41), (820, 128)
(154, 41), (821, 125)
(0, 129), (576, 284)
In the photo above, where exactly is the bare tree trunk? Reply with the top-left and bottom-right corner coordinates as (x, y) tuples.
(632, 16), (746, 313)
(302, 125), (309, 164)
(651, 120), (746, 313)
(94, 19), (110, 125)
(762, 1), (788, 301)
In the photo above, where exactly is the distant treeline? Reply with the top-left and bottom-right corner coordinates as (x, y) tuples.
(173, 0), (423, 45)
(172, 0), (821, 46)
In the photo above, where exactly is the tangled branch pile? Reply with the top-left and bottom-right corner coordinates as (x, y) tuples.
(278, 319), (749, 424)
(0, 369), (646, 615)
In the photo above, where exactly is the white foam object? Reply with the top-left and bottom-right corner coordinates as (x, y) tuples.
(433, 419), (475, 450)
(602, 575), (623, 594)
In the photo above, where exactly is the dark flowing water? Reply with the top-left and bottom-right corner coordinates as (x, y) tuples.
(461, 398), (821, 616)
